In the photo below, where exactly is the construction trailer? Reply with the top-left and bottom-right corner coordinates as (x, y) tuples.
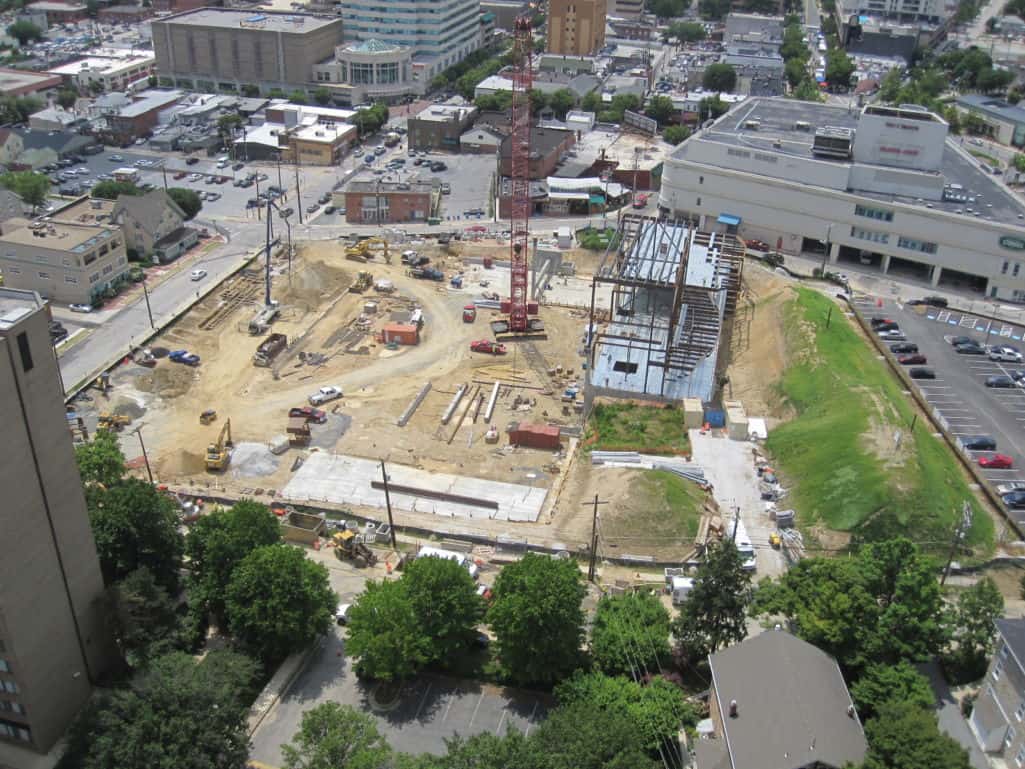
(586, 214), (744, 405)
(382, 323), (419, 345)
(508, 422), (561, 449)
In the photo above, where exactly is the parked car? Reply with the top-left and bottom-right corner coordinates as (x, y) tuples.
(174, 171), (187, 180)
(877, 329), (906, 340)
(1003, 490), (1025, 510)
(216, 159), (230, 169)
(289, 406), (328, 423)
(980, 454), (1014, 469)
(190, 269), (207, 281)
(441, 182), (451, 194)
(949, 335), (975, 347)
(353, 148), (364, 157)
(318, 193), (331, 204)
(470, 340), (507, 355)
(890, 343), (919, 354)
(168, 349), (201, 366)
(990, 347), (1023, 363)
(109, 154), (124, 162)
(187, 173), (203, 182)
(306, 203), (319, 214)
(955, 342), (985, 355)
(897, 354), (927, 365)
(374, 146), (387, 156)
(907, 295), (949, 307)
(874, 321), (900, 332)
(232, 162), (244, 171)
(324, 206), (336, 214)
(69, 303), (93, 313)
(908, 367), (935, 379)
(309, 385), (343, 405)
(962, 435), (997, 451)
(986, 375), (1016, 388)
(206, 192), (221, 202)
(185, 156), (200, 165)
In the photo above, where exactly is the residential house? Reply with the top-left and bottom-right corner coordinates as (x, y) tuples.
(11, 129), (97, 169)
(111, 190), (198, 264)
(971, 618), (1025, 765)
(696, 630), (868, 769)
(28, 106), (81, 132)
(0, 130), (25, 167)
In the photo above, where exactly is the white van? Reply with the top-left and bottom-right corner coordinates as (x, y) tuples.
(417, 546), (479, 579)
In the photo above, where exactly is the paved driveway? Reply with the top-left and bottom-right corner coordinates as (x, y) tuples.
(250, 626), (549, 766)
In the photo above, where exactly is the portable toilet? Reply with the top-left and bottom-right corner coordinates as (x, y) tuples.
(671, 576), (694, 605)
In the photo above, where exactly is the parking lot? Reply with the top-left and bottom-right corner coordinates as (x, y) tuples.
(852, 294), (1025, 522)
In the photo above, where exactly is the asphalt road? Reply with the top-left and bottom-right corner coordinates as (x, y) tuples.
(854, 295), (1025, 522)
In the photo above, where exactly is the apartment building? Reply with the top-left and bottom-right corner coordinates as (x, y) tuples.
(48, 51), (156, 93)
(0, 222), (128, 305)
(152, 8), (345, 94)
(339, 180), (438, 224)
(547, 0), (607, 56)
(971, 619), (1025, 764)
(0, 288), (115, 759)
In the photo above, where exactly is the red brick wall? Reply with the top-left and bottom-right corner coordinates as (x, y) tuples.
(343, 190), (433, 223)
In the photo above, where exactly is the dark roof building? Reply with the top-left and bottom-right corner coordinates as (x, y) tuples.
(699, 631), (868, 769)
(499, 126), (575, 179)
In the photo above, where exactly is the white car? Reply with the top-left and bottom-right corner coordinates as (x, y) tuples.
(190, 269), (207, 281)
(69, 303), (93, 313)
(187, 172), (203, 182)
(990, 347), (1023, 363)
(216, 159), (230, 169)
(309, 385), (342, 405)
(335, 603), (351, 625)
(877, 329), (906, 340)
(109, 154), (123, 162)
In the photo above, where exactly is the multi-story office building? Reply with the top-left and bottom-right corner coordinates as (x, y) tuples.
(336, 0), (482, 79)
(836, 0), (944, 24)
(547, 0), (607, 55)
(313, 39), (424, 106)
(0, 221), (128, 305)
(151, 8), (345, 94)
(0, 288), (115, 759)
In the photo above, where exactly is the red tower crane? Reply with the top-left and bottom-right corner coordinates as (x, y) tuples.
(506, 16), (534, 333)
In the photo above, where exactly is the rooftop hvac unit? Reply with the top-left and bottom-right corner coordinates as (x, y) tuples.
(811, 126), (854, 159)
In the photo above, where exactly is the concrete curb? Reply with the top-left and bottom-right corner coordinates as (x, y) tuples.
(247, 641), (321, 738)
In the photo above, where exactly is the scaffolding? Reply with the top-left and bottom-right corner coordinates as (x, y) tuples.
(586, 214), (745, 403)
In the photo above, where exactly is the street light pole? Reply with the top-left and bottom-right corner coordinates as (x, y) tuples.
(141, 279), (155, 329)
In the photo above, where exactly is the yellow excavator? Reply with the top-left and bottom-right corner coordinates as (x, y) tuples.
(205, 417), (233, 472)
(344, 237), (390, 264)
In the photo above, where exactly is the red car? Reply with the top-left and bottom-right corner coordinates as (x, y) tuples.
(174, 171), (187, 180)
(288, 406), (327, 423)
(470, 340), (507, 355)
(979, 454), (1014, 469)
(897, 354), (927, 365)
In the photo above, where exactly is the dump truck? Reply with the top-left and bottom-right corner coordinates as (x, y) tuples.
(349, 271), (373, 293)
(253, 333), (288, 367)
(333, 530), (378, 566)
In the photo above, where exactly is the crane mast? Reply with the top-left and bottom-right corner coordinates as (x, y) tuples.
(507, 16), (534, 333)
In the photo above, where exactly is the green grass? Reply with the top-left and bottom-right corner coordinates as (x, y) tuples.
(576, 227), (622, 251)
(969, 149), (1001, 168)
(604, 470), (706, 542)
(765, 288), (993, 556)
(586, 402), (691, 455)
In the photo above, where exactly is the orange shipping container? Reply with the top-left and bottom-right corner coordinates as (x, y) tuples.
(382, 323), (419, 346)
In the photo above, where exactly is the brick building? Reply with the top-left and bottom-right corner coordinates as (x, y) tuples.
(97, 4), (154, 22)
(499, 126), (575, 179)
(104, 90), (183, 143)
(151, 0), (209, 12)
(339, 179), (438, 224)
(407, 103), (478, 152)
(547, 0), (607, 55)
(23, 1), (87, 24)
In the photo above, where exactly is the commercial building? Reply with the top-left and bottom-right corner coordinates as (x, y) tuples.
(840, 16), (923, 62)
(0, 288), (115, 758)
(24, 0), (87, 24)
(337, 0), (482, 80)
(0, 221), (128, 304)
(339, 179), (439, 224)
(97, 3), (153, 22)
(499, 126), (576, 179)
(28, 106), (81, 132)
(104, 90), (184, 143)
(697, 630), (867, 769)
(835, 0), (945, 25)
(956, 94), (1025, 147)
(609, 0), (644, 20)
(49, 51), (156, 93)
(152, 9), (345, 94)
(971, 618), (1025, 763)
(151, 0), (207, 12)
(661, 98), (1025, 302)
(407, 102), (478, 151)
(547, 0), (607, 55)
(480, 0), (530, 31)
(288, 121), (358, 165)
(724, 12), (784, 45)
(0, 68), (62, 98)
(312, 39), (422, 106)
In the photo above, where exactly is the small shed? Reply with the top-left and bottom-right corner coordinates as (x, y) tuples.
(382, 323), (420, 345)
(508, 422), (562, 449)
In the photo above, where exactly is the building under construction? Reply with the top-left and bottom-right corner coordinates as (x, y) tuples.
(586, 215), (744, 403)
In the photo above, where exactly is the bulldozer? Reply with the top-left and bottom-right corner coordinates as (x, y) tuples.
(332, 529), (378, 567)
(97, 412), (131, 431)
(205, 418), (233, 472)
(344, 237), (390, 264)
(349, 271), (373, 293)
(199, 409), (217, 425)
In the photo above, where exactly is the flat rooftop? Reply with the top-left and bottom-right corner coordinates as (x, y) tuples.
(27, 1), (86, 9)
(116, 90), (182, 118)
(293, 122), (356, 142)
(346, 179), (434, 194)
(0, 67), (61, 94)
(414, 104), (476, 122)
(51, 196), (116, 225)
(159, 8), (340, 32)
(0, 287), (43, 332)
(688, 97), (1025, 222)
(0, 222), (117, 253)
(567, 127), (671, 173)
(49, 53), (153, 76)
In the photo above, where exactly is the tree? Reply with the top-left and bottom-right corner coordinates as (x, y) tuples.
(225, 543), (335, 663)
(91, 180), (142, 200)
(289, 89), (308, 105)
(486, 553), (585, 684)
(862, 702), (972, 769)
(56, 88), (78, 109)
(75, 430), (125, 486)
(663, 124), (690, 144)
(57, 650), (260, 769)
(944, 577), (1004, 681)
(548, 88), (577, 120)
(86, 478), (184, 592)
(108, 566), (180, 667)
(7, 20), (42, 45)
(281, 703), (391, 769)
(396, 732), (539, 769)
(0, 170), (48, 210)
(649, 0), (688, 18)
(532, 700), (660, 769)
(403, 554), (482, 664)
(793, 78), (824, 102)
(698, 0), (731, 19)
(241, 84), (261, 97)
(313, 86), (333, 106)
(698, 95), (729, 121)
(590, 591), (670, 677)
(167, 187), (202, 220)
(555, 672), (698, 751)
(581, 91), (602, 113)
(702, 63), (737, 93)
(785, 58), (807, 89)
(672, 540), (751, 661)
(185, 500), (280, 624)
(346, 578), (431, 681)
(645, 95), (675, 125)
(850, 661), (935, 721)
(664, 21), (706, 43)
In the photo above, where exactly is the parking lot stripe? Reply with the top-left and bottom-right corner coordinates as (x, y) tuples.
(442, 693), (455, 722)
(413, 683), (433, 721)
(524, 701), (540, 737)
(495, 708), (508, 736)
(467, 693), (485, 730)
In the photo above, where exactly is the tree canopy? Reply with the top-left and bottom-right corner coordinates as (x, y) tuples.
(346, 578), (431, 681)
(185, 500), (281, 624)
(672, 540), (751, 661)
(486, 553), (586, 684)
(108, 566), (181, 668)
(850, 661), (935, 721)
(313, 86), (333, 106)
(168, 187), (202, 220)
(862, 701), (972, 769)
(664, 21), (706, 42)
(225, 543), (336, 663)
(532, 700), (661, 769)
(649, 0), (691, 18)
(590, 591), (671, 677)
(0, 170), (48, 209)
(75, 430), (125, 487)
(281, 702), (391, 769)
(548, 88), (577, 120)
(702, 63), (737, 93)
(92, 180), (142, 200)
(645, 95), (676, 125)
(944, 577), (1004, 682)
(86, 477), (184, 592)
(403, 553), (483, 665)
(7, 20), (42, 45)
(663, 124), (690, 144)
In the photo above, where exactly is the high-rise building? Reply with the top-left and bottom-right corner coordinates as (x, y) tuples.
(336, 0), (482, 79)
(0, 288), (115, 760)
(546, 0), (607, 56)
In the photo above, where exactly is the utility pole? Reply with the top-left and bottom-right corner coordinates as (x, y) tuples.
(161, 165), (168, 192)
(941, 501), (972, 586)
(264, 200), (274, 307)
(584, 495), (609, 582)
(293, 141), (304, 224)
(134, 426), (153, 484)
(141, 279), (155, 329)
(731, 502), (740, 541)
(380, 460), (397, 549)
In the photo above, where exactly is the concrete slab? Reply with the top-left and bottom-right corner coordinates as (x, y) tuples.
(281, 452), (548, 522)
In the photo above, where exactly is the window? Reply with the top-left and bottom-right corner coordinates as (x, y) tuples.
(0, 661), (7, 673)
(699, 175), (704, 184)
(15, 332), (31, 373)
(855, 204), (894, 222)
(1008, 726), (1017, 749)
(351, 62), (373, 84)
(64, 275), (78, 284)
(1, 680), (18, 694)
(102, 265), (113, 276)
(0, 719), (30, 742)
(696, 197), (701, 206)
(1005, 261), (1011, 274)
(89, 272), (100, 284)
(6, 267), (19, 275)
(897, 236), (937, 255)
(1016, 700), (1025, 722)
(34, 254), (46, 263)
(1016, 264), (1022, 278)
(995, 659), (1005, 681)
(851, 226), (889, 244)
(1016, 744), (1025, 767)
(613, 361), (638, 373)
(37, 272), (49, 280)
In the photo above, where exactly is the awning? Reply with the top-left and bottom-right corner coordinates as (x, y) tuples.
(717, 214), (741, 226)
(589, 194), (605, 205)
